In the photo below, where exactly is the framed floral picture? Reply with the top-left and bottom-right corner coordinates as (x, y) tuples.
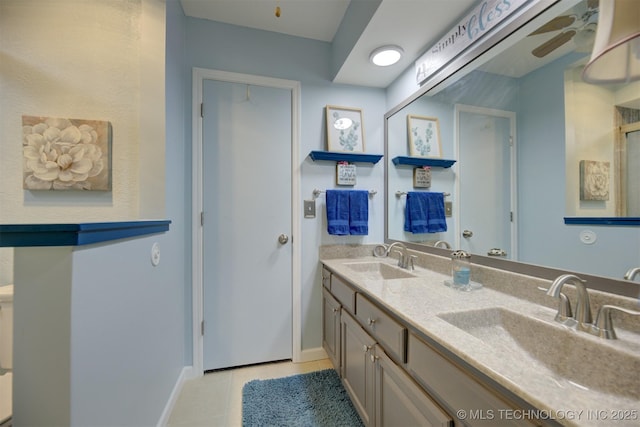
(580, 160), (610, 201)
(407, 115), (442, 157)
(22, 115), (112, 191)
(326, 105), (365, 152)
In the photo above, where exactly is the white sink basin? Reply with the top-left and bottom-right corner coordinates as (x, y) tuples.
(438, 307), (640, 399)
(343, 261), (417, 280)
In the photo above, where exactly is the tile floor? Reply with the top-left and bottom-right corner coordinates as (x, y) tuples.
(167, 358), (334, 426)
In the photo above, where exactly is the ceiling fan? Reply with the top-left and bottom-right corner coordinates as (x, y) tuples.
(529, 0), (599, 58)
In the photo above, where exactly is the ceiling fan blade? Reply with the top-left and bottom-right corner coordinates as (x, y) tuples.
(531, 30), (576, 58)
(529, 15), (576, 35)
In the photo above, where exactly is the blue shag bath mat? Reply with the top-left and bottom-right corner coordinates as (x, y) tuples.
(242, 368), (364, 427)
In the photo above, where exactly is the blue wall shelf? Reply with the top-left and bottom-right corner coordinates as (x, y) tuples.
(0, 220), (171, 247)
(309, 150), (383, 164)
(392, 156), (456, 168)
(564, 217), (640, 226)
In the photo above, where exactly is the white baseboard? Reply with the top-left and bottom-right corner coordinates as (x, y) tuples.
(157, 366), (193, 427)
(296, 347), (328, 363)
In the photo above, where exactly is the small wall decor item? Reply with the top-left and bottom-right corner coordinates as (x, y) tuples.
(326, 105), (365, 152)
(580, 160), (610, 201)
(336, 162), (357, 186)
(407, 115), (442, 157)
(413, 166), (432, 188)
(22, 115), (112, 191)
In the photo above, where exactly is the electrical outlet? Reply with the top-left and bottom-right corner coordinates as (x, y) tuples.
(304, 200), (316, 218)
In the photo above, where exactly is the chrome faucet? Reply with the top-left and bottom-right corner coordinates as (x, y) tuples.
(386, 242), (416, 270)
(434, 240), (452, 249)
(591, 305), (640, 339)
(623, 267), (640, 281)
(546, 274), (592, 330)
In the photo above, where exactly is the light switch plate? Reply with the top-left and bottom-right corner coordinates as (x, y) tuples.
(445, 201), (452, 217)
(304, 200), (316, 218)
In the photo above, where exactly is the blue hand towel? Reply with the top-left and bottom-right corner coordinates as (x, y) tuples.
(349, 190), (369, 235)
(425, 192), (447, 233)
(326, 190), (350, 235)
(404, 192), (429, 233)
(404, 192), (447, 234)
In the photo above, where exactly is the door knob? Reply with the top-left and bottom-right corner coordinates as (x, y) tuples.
(278, 234), (289, 244)
(462, 230), (474, 238)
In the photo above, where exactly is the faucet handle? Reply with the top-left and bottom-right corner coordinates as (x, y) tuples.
(393, 250), (404, 267)
(538, 287), (573, 324)
(556, 292), (573, 322)
(408, 255), (417, 271)
(592, 305), (640, 339)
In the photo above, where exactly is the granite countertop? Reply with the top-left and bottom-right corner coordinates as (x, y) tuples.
(321, 255), (640, 427)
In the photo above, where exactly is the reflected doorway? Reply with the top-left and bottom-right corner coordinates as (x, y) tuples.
(455, 105), (517, 259)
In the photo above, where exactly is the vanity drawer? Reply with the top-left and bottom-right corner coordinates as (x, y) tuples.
(322, 267), (331, 290)
(330, 274), (356, 313)
(407, 333), (537, 426)
(355, 293), (406, 363)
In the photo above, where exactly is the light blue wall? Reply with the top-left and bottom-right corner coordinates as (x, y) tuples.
(166, 0), (192, 365)
(183, 16), (386, 353)
(70, 234), (184, 425)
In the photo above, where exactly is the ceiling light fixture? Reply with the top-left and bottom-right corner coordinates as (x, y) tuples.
(370, 45), (404, 67)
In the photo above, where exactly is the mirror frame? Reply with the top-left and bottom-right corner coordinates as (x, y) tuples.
(384, 0), (639, 298)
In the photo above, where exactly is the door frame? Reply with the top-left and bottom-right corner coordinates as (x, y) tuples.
(454, 104), (518, 259)
(191, 67), (301, 376)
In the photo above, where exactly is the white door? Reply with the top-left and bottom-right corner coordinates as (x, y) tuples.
(456, 106), (516, 259)
(202, 79), (292, 371)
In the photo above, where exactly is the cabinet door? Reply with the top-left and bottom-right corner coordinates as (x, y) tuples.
(322, 288), (341, 370)
(341, 309), (376, 426)
(375, 345), (453, 427)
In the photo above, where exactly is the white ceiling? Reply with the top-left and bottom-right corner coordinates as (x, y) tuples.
(179, 0), (475, 88)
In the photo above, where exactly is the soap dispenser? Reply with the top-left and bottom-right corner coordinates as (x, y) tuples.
(451, 250), (471, 290)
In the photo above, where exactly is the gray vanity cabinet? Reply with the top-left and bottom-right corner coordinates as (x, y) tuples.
(322, 287), (341, 370)
(375, 344), (452, 427)
(407, 333), (539, 427)
(340, 304), (453, 427)
(341, 308), (376, 426)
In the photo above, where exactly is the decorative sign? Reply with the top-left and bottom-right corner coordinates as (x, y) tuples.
(336, 163), (356, 186)
(415, 0), (531, 85)
(413, 167), (432, 188)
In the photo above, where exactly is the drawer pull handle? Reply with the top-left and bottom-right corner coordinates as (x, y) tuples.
(370, 354), (378, 363)
(362, 345), (371, 353)
(367, 317), (377, 326)
(332, 308), (339, 313)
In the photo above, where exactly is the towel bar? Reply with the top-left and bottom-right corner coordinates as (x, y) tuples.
(313, 189), (377, 199)
(396, 191), (450, 197)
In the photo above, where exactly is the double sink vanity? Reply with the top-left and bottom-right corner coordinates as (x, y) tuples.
(320, 244), (640, 427)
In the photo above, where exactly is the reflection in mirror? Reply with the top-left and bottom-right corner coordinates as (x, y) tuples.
(385, 0), (640, 283)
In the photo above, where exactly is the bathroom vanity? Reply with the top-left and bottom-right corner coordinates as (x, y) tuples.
(320, 246), (640, 427)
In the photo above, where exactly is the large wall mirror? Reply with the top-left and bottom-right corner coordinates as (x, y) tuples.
(385, 0), (640, 295)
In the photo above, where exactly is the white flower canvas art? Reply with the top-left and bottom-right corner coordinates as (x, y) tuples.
(579, 160), (610, 201)
(22, 116), (112, 191)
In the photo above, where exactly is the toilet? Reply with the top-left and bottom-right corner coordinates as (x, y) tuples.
(0, 284), (12, 424)
(0, 284), (13, 371)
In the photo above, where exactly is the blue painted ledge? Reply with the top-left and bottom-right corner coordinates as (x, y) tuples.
(564, 217), (640, 226)
(0, 220), (171, 247)
(308, 150), (383, 164)
(392, 156), (456, 168)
